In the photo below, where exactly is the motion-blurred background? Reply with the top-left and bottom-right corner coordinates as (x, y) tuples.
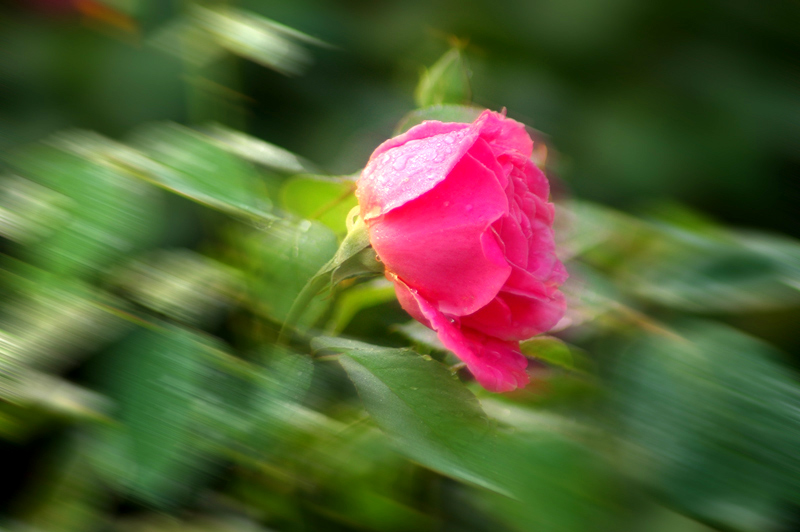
(1, 1), (799, 531)
(5, 0), (799, 235)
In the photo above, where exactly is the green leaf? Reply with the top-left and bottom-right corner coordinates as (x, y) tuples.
(568, 200), (800, 313)
(311, 335), (382, 354)
(241, 220), (339, 326)
(7, 373), (110, 424)
(395, 105), (484, 135)
(128, 122), (272, 220)
(613, 320), (800, 531)
(190, 6), (327, 76)
(477, 435), (619, 532)
(392, 320), (446, 352)
(92, 325), (218, 507)
(557, 199), (649, 262)
(6, 134), (161, 277)
(324, 337), (620, 532)
(519, 336), (593, 373)
(331, 342), (507, 494)
(0, 174), (68, 244)
(245, 348), (315, 448)
(520, 336), (574, 369)
(414, 48), (471, 108)
(148, 17), (226, 67)
(0, 271), (128, 383)
(622, 227), (800, 312)
(326, 279), (397, 334)
(280, 175), (358, 234)
(112, 249), (239, 326)
(278, 214), (381, 340)
(209, 124), (317, 174)
(255, 347), (315, 406)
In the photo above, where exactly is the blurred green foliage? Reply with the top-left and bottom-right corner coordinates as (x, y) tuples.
(1, 1), (799, 531)
(414, 46), (471, 108)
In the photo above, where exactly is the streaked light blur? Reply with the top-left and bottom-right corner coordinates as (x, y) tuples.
(1, 1), (798, 531)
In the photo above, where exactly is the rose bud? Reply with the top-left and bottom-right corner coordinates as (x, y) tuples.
(356, 110), (567, 392)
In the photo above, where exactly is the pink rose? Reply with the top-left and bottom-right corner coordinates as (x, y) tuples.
(356, 110), (567, 392)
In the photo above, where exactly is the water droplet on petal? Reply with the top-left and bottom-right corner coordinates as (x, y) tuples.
(393, 154), (409, 170)
(444, 135), (455, 144)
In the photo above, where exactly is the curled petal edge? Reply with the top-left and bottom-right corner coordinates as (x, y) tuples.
(390, 274), (530, 392)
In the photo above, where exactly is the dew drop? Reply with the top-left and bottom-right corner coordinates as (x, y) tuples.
(443, 201), (450, 207)
(444, 134), (455, 144)
(393, 154), (409, 170)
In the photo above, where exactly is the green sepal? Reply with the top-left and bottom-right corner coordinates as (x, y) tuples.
(279, 210), (383, 342)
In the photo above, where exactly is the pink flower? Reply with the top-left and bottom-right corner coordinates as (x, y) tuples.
(357, 110), (567, 392)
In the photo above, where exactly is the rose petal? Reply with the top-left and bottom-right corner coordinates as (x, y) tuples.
(505, 262), (564, 299)
(460, 290), (567, 341)
(465, 136), (509, 189)
(392, 272), (430, 326)
(393, 278), (530, 392)
(357, 109), (568, 394)
(357, 122), (478, 219)
(476, 110), (533, 159)
(368, 152), (511, 316)
(525, 221), (563, 281)
(461, 330), (531, 392)
(524, 159), (551, 201)
(493, 210), (529, 268)
(369, 121), (470, 161)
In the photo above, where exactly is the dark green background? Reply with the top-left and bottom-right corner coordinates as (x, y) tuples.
(3, 0), (798, 235)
